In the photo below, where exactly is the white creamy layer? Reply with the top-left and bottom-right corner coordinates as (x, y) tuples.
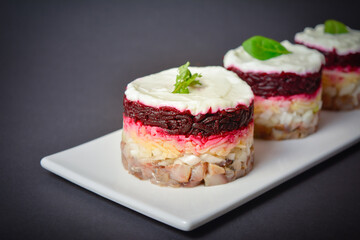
(223, 40), (325, 74)
(295, 24), (360, 55)
(125, 66), (253, 115)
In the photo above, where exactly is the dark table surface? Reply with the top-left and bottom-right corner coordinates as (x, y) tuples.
(1, 1), (360, 239)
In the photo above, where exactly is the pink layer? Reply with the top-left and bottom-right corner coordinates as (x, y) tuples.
(324, 66), (360, 73)
(123, 116), (253, 153)
(254, 85), (322, 102)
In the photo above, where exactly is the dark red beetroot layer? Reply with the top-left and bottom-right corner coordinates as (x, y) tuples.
(123, 97), (254, 137)
(227, 66), (322, 98)
(295, 41), (360, 69)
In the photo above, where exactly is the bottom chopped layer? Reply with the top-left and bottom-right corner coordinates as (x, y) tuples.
(254, 88), (321, 140)
(322, 68), (360, 110)
(255, 124), (317, 140)
(121, 142), (254, 187)
(121, 120), (254, 187)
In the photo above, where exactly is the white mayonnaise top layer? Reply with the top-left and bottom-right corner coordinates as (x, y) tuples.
(295, 24), (360, 55)
(223, 40), (325, 74)
(125, 66), (253, 115)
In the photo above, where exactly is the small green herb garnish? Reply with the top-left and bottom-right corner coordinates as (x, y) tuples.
(172, 62), (202, 94)
(324, 19), (348, 34)
(242, 35), (291, 61)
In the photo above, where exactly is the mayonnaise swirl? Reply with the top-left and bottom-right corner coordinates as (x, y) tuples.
(224, 40), (324, 75)
(295, 24), (360, 55)
(125, 66), (254, 115)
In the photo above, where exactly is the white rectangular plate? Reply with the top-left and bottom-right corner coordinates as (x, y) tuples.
(41, 111), (360, 231)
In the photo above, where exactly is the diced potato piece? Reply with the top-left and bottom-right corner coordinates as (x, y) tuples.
(208, 163), (225, 175)
(204, 174), (228, 186)
(170, 164), (191, 183)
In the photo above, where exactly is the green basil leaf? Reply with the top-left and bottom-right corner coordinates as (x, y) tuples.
(324, 19), (348, 34)
(242, 36), (291, 61)
(172, 62), (202, 94)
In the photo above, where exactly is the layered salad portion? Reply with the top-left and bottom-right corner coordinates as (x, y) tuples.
(224, 36), (325, 140)
(122, 64), (254, 187)
(295, 20), (360, 110)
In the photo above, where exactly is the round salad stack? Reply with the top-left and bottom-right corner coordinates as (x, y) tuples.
(224, 36), (325, 140)
(121, 64), (255, 187)
(295, 20), (360, 110)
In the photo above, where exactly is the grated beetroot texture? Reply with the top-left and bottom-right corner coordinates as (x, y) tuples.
(321, 50), (360, 68)
(123, 97), (253, 137)
(295, 41), (360, 69)
(227, 66), (322, 98)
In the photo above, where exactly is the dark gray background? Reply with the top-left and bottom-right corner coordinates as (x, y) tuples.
(1, 0), (360, 239)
